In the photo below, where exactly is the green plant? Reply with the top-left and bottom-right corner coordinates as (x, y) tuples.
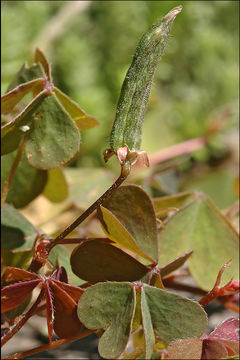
(1, 6), (239, 360)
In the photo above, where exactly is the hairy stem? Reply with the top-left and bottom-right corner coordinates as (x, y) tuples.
(1, 287), (45, 347)
(49, 163), (130, 249)
(1, 137), (28, 208)
(2, 329), (93, 360)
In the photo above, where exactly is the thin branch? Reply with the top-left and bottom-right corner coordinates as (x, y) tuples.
(2, 329), (93, 360)
(31, 2), (91, 54)
(49, 164), (130, 249)
(1, 136), (28, 208)
(149, 137), (206, 166)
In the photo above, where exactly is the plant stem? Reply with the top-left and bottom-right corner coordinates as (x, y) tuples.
(1, 137), (28, 208)
(1, 287), (45, 347)
(49, 164), (130, 249)
(148, 137), (206, 166)
(54, 237), (114, 245)
(3, 329), (93, 360)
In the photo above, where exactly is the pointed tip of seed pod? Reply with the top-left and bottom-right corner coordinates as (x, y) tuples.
(163, 5), (183, 24)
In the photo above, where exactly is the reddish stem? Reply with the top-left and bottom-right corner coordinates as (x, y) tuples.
(2, 329), (93, 360)
(49, 164), (130, 249)
(149, 137), (206, 165)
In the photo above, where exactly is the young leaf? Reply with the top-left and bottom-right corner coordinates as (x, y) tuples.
(25, 93), (80, 169)
(78, 282), (136, 359)
(1, 79), (44, 115)
(142, 284), (207, 345)
(70, 239), (148, 282)
(159, 250), (193, 278)
(98, 185), (158, 263)
(6, 62), (45, 92)
(1, 150), (48, 208)
(1, 203), (37, 251)
(158, 193), (239, 290)
(53, 87), (99, 130)
(35, 48), (52, 82)
(42, 167), (68, 203)
(153, 191), (194, 218)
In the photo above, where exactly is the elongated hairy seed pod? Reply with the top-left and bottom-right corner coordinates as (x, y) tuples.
(110, 6), (182, 152)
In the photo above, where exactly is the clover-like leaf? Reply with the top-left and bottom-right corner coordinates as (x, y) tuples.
(158, 193), (239, 290)
(141, 284), (207, 358)
(53, 87), (99, 130)
(43, 167), (68, 203)
(1, 203), (37, 251)
(24, 92), (80, 169)
(70, 239), (148, 282)
(78, 282), (136, 359)
(1, 150), (48, 208)
(98, 185), (158, 263)
(78, 282), (207, 359)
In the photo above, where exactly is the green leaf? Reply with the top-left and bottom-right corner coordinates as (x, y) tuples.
(141, 286), (155, 359)
(48, 245), (85, 286)
(143, 284), (207, 344)
(6, 63), (44, 92)
(1, 203), (37, 251)
(1, 90), (47, 155)
(70, 239), (148, 282)
(43, 167), (68, 203)
(78, 282), (136, 359)
(159, 250), (193, 278)
(53, 86), (99, 130)
(1, 150), (47, 208)
(98, 185), (158, 263)
(25, 92), (80, 169)
(153, 191), (194, 218)
(158, 194), (239, 290)
(2, 79), (44, 115)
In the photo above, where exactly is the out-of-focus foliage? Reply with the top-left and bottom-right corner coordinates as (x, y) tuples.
(1, 1), (239, 207)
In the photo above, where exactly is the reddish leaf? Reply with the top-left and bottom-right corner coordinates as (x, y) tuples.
(2, 267), (40, 285)
(1, 279), (41, 312)
(208, 318), (239, 342)
(202, 339), (228, 359)
(45, 281), (54, 342)
(52, 280), (84, 303)
(207, 318), (239, 355)
(49, 280), (82, 338)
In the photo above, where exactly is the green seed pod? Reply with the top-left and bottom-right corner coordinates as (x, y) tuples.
(109, 6), (182, 152)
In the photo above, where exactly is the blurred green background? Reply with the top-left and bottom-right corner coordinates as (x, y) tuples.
(1, 1), (239, 208)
